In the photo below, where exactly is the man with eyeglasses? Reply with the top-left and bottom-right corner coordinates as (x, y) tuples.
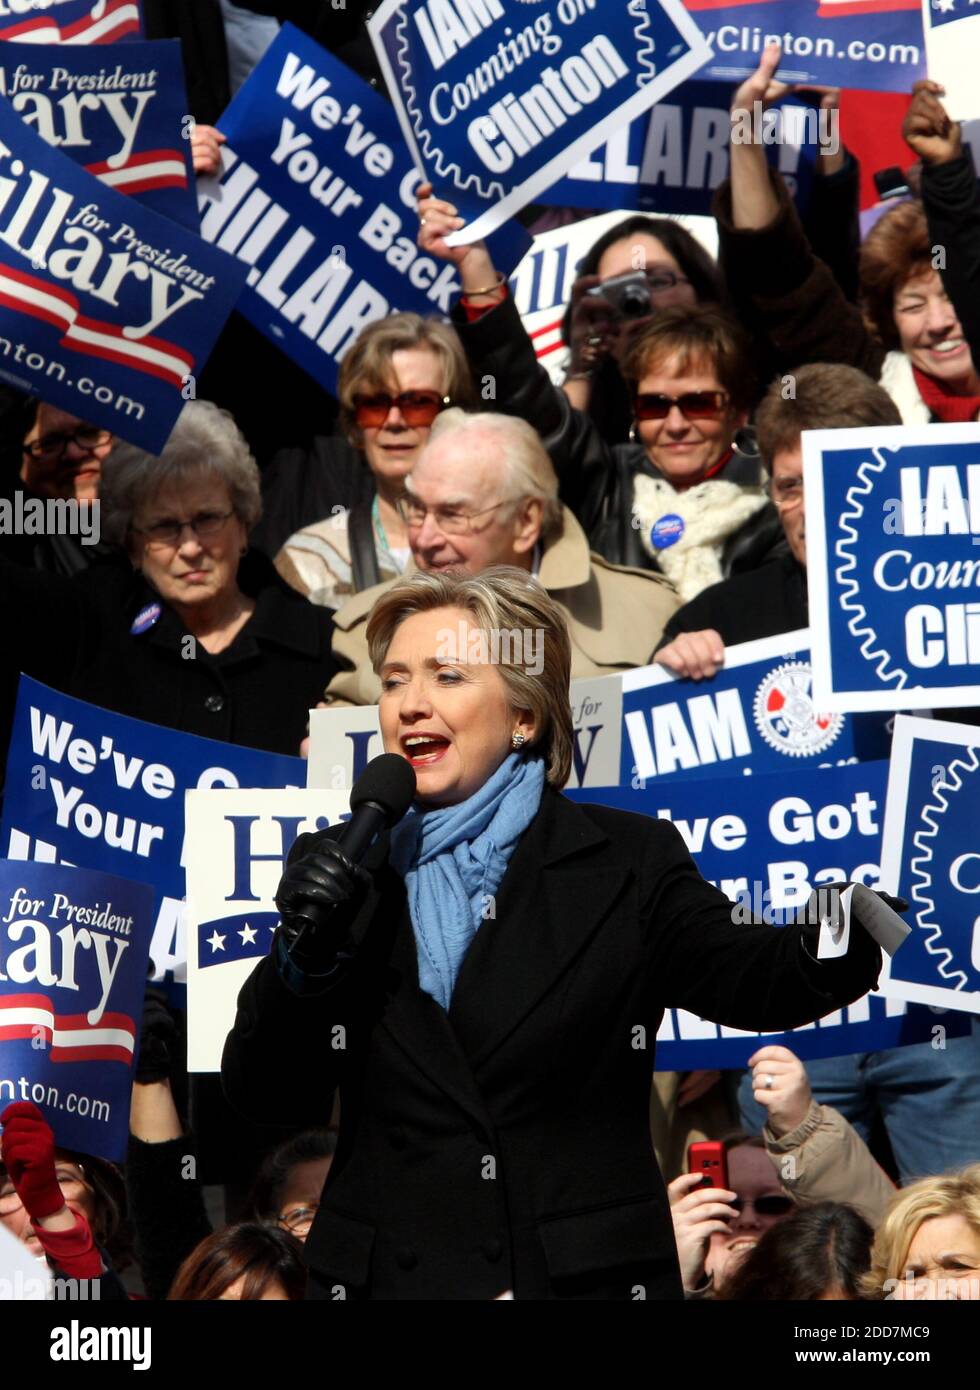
(319, 408), (679, 707)
(0, 398), (114, 577)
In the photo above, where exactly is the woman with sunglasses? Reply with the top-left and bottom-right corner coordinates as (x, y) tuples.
(670, 1135), (798, 1296)
(418, 193), (781, 602)
(271, 313), (477, 609)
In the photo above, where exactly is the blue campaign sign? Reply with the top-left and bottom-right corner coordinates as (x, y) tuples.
(0, 96), (246, 453)
(369, 0), (713, 244)
(0, 40), (198, 230)
(0, 858), (153, 1160)
(805, 423), (980, 712)
(569, 759), (969, 1066)
(199, 25), (529, 399)
(879, 714), (980, 1015)
(0, 677), (305, 991)
(620, 630), (892, 787)
(684, 0), (924, 93)
(544, 81), (817, 217)
(0, 0), (141, 45)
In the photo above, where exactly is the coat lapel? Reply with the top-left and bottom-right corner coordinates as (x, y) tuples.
(447, 788), (631, 1070)
(370, 861), (498, 1139)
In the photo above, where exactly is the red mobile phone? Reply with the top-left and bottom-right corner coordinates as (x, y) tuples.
(688, 1140), (728, 1191)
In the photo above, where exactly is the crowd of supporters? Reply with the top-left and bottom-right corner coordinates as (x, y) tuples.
(1, 3), (979, 1302)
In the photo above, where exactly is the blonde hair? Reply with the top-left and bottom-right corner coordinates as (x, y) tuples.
(424, 409), (564, 543)
(860, 1163), (980, 1299)
(365, 566), (573, 787)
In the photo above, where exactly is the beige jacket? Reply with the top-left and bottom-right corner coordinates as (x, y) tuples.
(765, 1099), (897, 1227)
(321, 507), (679, 706)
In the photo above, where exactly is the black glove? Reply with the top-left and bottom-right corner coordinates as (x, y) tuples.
(135, 987), (178, 1084)
(800, 883), (908, 965)
(274, 837), (371, 972)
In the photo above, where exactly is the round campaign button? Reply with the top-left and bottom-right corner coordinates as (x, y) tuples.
(650, 513), (685, 550)
(130, 603), (162, 635)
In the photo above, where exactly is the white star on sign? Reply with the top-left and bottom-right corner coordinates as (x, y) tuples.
(238, 924), (258, 945)
(206, 930), (226, 953)
(935, 0), (956, 11)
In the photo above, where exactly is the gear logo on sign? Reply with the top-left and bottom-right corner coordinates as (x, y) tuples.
(753, 661), (844, 757)
(909, 749), (980, 993)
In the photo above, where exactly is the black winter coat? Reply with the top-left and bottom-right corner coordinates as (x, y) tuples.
(222, 785), (882, 1301)
(0, 548), (336, 758)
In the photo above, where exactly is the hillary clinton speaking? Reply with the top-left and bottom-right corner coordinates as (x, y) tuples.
(222, 565), (886, 1301)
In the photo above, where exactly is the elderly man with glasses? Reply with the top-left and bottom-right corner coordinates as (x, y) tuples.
(317, 408), (679, 707)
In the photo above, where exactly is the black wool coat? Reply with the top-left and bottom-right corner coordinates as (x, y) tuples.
(222, 785), (882, 1301)
(0, 548), (336, 759)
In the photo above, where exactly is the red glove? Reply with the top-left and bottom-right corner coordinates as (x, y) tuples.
(0, 1101), (65, 1220)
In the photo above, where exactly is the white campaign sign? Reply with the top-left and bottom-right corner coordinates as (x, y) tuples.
(185, 788), (349, 1072)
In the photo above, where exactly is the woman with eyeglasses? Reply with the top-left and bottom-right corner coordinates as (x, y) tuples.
(0, 399), (338, 757)
(0, 1101), (128, 1298)
(418, 193), (782, 602)
(269, 312), (477, 609)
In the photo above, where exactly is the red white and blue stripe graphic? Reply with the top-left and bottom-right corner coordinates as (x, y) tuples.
(0, 992), (135, 1064)
(0, 0), (141, 46)
(686, 0), (919, 12)
(85, 148), (189, 197)
(0, 263), (193, 388)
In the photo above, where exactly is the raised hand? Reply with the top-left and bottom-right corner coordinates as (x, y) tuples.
(903, 80), (962, 167)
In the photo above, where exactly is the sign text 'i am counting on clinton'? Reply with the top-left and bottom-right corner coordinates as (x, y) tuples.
(0, 0), (142, 45)
(805, 423), (980, 712)
(0, 94), (246, 452)
(197, 25), (529, 399)
(369, 0), (712, 244)
(0, 39), (199, 230)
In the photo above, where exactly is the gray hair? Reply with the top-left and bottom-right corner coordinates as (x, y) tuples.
(100, 400), (261, 546)
(365, 565), (574, 788)
(424, 409), (563, 542)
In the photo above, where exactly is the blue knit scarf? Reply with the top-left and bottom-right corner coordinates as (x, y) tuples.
(389, 752), (546, 1010)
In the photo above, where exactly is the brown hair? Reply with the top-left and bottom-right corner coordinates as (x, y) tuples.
(755, 363), (901, 468)
(859, 200), (932, 351)
(168, 1223), (307, 1301)
(337, 312), (477, 443)
(621, 305), (756, 412)
(365, 566), (574, 788)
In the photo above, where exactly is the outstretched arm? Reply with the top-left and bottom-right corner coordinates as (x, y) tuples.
(643, 821), (882, 1031)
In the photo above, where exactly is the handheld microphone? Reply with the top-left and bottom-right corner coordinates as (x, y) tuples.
(288, 753), (417, 944)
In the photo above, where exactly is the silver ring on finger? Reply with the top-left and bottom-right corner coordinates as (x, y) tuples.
(761, 1073), (774, 1090)
(420, 216), (427, 226)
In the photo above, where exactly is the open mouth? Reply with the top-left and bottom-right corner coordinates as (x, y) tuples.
(401, 734), (451, 766)
(726, 1238), (758, 1255)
